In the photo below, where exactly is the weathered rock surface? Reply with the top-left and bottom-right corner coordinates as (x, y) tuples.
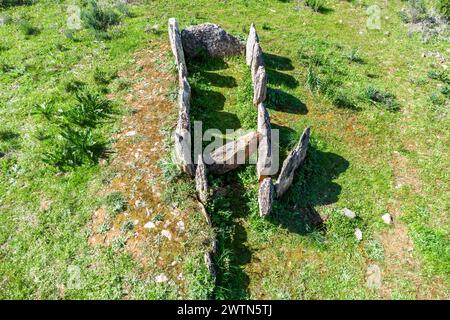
(354, 228), (363, 241)
(381, 213), (394, 225)
(181, 23), (245, 59)
(195, 154), (209, 204)
(256, 103), (272, 180)
(204, 252), (217, 278)
(366, 264), (381, 289)
(259, 177), (274, 218)
(246, 23), (259, 66)
(251, 42), (263, 83)
(207, 131), (259, 175)
(274, 127), (310, 198)
(168, 18), (187, 78)
(342, 208), (356, 219)
(174, 76), (194, 176)
(253, 65), (267, 106)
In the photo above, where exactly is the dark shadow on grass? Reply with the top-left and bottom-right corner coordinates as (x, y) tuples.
(196, 71), (237, 88)
(270, 144), (349, 235)
(263, 52), (294, 71)
(0, 130), (20, 152)
(266, 88), (308, 114)
(267, 69), (299, 89)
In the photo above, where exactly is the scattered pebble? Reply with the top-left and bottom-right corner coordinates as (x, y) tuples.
(161, 229), (172, 240)
(381, 213), (394, 225)
(144, 221), (156, 229)
(176, 220), (185, 233)
(354, 228), (363, 241)
(154, 274), (168, 283)
(125, 130), (136, 137)
(342, 208), (356, 219)
(366, 264), (382, 289)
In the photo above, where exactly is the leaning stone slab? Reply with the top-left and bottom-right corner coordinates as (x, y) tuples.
(253, 65), (267, 106)
(179, 76), (191, 113)
(256, 103), (272, 180)
(174, 106), (194, 176)
(168, 18), (187, 78)
(251, 42), (263, 83)
(274, 127), (310, 198)
(246, 23), (259, 66)
(206, 131), (259, 175)
(258, 177), (274, 218)
(181, 23), (245, 59)
(195, 154), (209, 204)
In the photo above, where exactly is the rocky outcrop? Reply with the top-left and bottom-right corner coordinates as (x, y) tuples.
(206, 131), (259, 175)
(253, 65), (267, 106)
(195, 154), (209, 204)
(258, 177), (274, 218)
(181, 23), (245, 59)
(274, 127), (310, 198)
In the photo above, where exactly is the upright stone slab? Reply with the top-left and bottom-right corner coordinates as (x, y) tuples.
(207, 131), (259, 175)
(275, 127), (310, 198)
(168, 18), (187, 78)
(246, 23), (259, 66)
(253, 65), (267, 106)
(259, 177), (274, 218)
(174, 77), (194, 176)
(181, 23), (245, 59)
(256, 103), (272, 180)
(195, 154), (209, 204)
(251, 42), (263, 83)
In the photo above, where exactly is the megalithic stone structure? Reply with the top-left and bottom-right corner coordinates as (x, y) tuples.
(256, 103), (272, 180)
(195, 154), (209, 205)
(253, 65), (267, 106)
(168, 18), (187, 78)
(206, 131), (259, 175)
(274, 127), (311, 198)
(259, 177), (274, 218)
(246, 23), (259, 66)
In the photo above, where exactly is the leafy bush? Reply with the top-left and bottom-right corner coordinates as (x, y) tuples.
(305, 0), (326, 12)
(19, 19), (39, 36)
(82, 0), (120, 32)
(365, 86), (400, 111)
(0, 0), (35, 8)
(436, 0), (449, 19)
(105, 191), (127, 215)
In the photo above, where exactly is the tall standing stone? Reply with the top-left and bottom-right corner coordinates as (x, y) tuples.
(251, 42), (264, 83)
(253, 65), (267, 106)
(168, 18), (187, 78)
(256, 103), (272, 180)
(246, 23), (259, 66)
(274, 127), (310, 198)
(259, 177), (274, 218)
(195, 154), (209, 204)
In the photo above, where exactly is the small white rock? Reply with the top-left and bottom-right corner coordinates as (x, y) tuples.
(161, 229), (172, 240)
(354, 228), (363, 241)
(342, 208), (356, 219)
(125, 130), (136, 137)
(144, 221), (155, 229)
(176, 220), (185, 233)
(381, 213), (394, 225)
(154, 274), (168, 283)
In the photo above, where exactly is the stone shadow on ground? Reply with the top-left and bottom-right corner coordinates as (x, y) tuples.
(268, 124), (349, 235)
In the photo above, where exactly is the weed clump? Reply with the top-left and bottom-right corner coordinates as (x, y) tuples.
(365, 86), (400, 112)
(305, 0), (327, 12)
(105, 191), (127, 215)
(19, 19), (39, 36)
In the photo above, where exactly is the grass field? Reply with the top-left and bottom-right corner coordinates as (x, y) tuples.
(0, 0), (448, 299)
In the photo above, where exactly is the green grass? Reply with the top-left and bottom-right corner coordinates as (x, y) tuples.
(0, 0), (448, 299)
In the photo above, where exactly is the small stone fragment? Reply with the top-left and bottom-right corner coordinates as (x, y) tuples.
(366, 264), (382, 290)
(253, 65), (267, 106)
(258, 177), (274, 218)
(342, 208), (356, 219)
(161, 229), (172, 240)
(354, 228), (363, 241)
(195, 154), (209, 204)
(381, 213), (393, 225)
(144, 221), (156, 229)
(154, 274), (168, 283)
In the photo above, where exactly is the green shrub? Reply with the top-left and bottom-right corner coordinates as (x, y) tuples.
(82, 0), (120, 32)
(365, 86), (400, 111)
(436, 0), (450, 19)
(0, 0), (35, 8)
(19, 19), (39, 36)
(305, 0), (326, 12)
(105, 191), (127, 215)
